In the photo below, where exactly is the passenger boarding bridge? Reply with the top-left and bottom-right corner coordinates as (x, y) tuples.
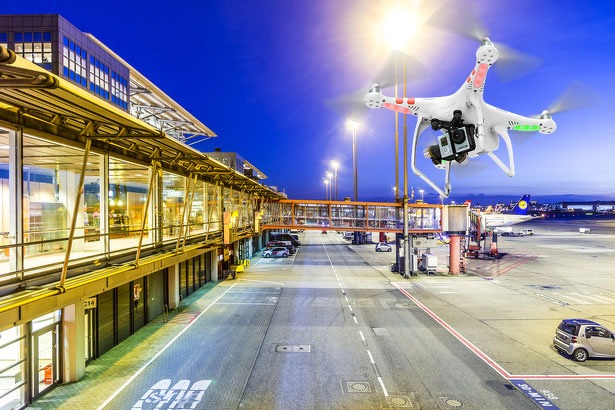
(261, 199), (443, 234)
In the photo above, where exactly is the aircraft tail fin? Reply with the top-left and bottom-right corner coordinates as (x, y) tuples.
(510, 195), (531, 215)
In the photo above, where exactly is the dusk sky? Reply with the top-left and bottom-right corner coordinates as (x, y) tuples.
(3, 0), (614, 203)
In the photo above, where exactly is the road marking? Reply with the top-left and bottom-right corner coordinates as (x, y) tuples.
(132, 379), (211, 409)
(535, 293), (570, 306)
(509, 380), (560, 409)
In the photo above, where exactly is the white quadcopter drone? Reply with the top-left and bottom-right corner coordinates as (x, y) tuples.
(363, 37), (556, 198)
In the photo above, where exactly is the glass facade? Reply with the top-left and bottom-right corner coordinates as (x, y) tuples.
(0, 127), (251, 279)
(0, 326), (26, 409)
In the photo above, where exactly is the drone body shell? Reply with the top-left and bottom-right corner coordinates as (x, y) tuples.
(363, 38), (556, 197)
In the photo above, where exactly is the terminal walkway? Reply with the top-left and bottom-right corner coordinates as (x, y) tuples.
(30, 281), (229, 410)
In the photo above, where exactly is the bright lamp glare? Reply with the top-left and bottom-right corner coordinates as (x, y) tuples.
(379, 6), (419, 51)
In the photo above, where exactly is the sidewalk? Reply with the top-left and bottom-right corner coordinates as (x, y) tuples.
(30, 280), (235, 410)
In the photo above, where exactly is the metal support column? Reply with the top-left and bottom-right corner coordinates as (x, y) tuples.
(403, 196), (410, 278)
(8, 127), (23, 276)
(59, 138), (91, 290)
(175, 173), (196, 253)
(135, 161), (158, 267)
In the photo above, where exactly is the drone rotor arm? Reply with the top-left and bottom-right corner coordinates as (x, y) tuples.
(485, 104), (557, 134)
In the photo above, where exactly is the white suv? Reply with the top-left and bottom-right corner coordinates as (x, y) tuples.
(553, 319), (615, 362)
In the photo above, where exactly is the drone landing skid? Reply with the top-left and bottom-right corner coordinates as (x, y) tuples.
(488, 127), (515, 177)
(411, 119), (452, 198)
(411, 121), (516, 198)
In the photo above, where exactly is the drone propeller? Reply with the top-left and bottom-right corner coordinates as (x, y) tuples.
(425, 1), (542, 81)
(545, 80), (601, 115)
(323, 51), (428, 118)
(425, 0), (489, 43)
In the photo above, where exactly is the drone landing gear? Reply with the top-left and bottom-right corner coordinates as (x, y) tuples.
(488, 127), (515, 177)
(411, 118), (452, 198)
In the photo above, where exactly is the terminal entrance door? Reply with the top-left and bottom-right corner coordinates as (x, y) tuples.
(84, 307), (96, 364)
(30, 322), (60, 400)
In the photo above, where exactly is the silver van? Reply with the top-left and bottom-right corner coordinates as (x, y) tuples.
(553, 319), (615, 362)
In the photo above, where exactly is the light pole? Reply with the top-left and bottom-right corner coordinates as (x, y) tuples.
(331, 161), (339, 201)
(346, 120), (359, 202)
(419, 189), (424, 203)
(324, 179), (329, 201)
(326, 172), (332, 201)
(380, 5), (420, 277)
(346, 119), (359, 244)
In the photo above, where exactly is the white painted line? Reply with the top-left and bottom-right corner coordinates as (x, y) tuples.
(240, 279), (285, 286)
(377, 376), (388, 397)
(367, 350), (375, 364)
(359, 330), (366, 345)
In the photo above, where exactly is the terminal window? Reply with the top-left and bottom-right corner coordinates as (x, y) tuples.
(62, 37), (87, 87)
(111, 71), (128, 110)
(14, 32), (52, 70)
(89, 56), (110, 99)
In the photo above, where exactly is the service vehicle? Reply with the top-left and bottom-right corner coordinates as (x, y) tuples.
(375, 242), (392, 252)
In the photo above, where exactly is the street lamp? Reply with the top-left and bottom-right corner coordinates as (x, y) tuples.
(326, 171), (333, 201)
(346, 119), (359, 202)
(346, 119), (360, 244)
(331, 161), (339, 201)
(323, 179), (329, 201)
(419, 189), (424, 202)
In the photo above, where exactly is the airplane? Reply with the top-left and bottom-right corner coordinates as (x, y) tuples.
(363, 37), (556, 198)
(472, 194), (538, 229)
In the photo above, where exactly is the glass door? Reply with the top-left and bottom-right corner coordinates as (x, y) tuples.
(84, 307), (97, 363)
(30, 323), (60, 399)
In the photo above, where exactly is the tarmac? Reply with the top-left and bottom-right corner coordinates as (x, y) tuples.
(29, 219), (615, 409)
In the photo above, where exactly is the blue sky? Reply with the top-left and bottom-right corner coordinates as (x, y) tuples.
(3, 0), (614, 203)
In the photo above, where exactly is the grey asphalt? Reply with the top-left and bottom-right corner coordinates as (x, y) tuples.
(31, 219), (615, 409)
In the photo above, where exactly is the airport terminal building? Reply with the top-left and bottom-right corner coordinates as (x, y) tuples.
(0, 14), (281, 408)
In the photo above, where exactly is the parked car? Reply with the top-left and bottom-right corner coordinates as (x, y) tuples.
(290, 234), (301, 246)
(266, 241), (296, 254)
(553, 319), (615, 362)
(375, 242), (392, 252)
(263, 247), (289, 258)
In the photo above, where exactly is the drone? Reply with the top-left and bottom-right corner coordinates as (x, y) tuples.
(363, 37), (556, 198)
